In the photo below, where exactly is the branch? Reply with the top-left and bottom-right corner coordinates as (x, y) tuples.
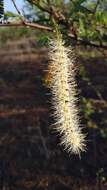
(0, 0), (107, 49)
(25, 0), (107, 47)
(11, 0), (23, 16)
(27, 0), (52, 14)
(10, 0), (52, 31)
(0, 21), (52, 31)
(93, 0), (100, 14)
(27, 0), (68, 25)
(0, 21), (107, 49)
(68, 33), (107, 49)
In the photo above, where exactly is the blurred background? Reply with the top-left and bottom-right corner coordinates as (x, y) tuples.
(0, 0), (107, 189)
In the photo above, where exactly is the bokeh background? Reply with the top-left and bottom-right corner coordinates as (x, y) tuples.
(0, 0), (107, 189)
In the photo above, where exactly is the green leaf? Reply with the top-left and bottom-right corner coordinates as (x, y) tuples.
(79, 18), (86, 37)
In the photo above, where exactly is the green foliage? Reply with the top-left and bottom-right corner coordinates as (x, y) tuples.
(23, 0), (107, 46)
(4, 11), (22, 22)
(4, 11), (17, 17)
(1, 0), (107, 46)
(37, 34), (49, 46)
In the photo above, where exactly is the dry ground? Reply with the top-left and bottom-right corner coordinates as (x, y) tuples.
(0, 40), (107, 190)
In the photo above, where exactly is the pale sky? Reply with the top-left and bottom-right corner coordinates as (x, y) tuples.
(4, 0), (24, 13)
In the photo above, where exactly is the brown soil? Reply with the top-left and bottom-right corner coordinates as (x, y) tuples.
(0, 40), (107, 190)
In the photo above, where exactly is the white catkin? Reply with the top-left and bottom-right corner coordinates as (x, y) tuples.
(48, 36), (86, 155)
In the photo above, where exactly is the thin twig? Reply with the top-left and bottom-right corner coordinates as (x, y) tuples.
(93, 0), (100, 14)
(11, 0), (22, 15)
(11, 0), (25, 23)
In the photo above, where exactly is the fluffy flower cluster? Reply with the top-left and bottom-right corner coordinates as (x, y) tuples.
(49, 36), (86, 155)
